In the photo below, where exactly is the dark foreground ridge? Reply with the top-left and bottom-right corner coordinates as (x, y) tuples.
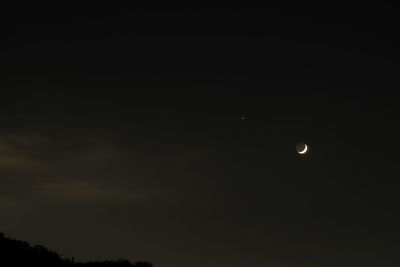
(0, 233), (152, 267)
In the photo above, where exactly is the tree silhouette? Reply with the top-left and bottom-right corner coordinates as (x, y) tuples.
(0, 233), (152, 267)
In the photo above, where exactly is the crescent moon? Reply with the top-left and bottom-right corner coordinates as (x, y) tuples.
(298, 144), (308, 154)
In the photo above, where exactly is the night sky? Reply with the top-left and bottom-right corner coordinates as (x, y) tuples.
(1, 4), (400, 267)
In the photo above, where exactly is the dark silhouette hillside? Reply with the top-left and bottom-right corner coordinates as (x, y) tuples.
(0, 233), (152, 267)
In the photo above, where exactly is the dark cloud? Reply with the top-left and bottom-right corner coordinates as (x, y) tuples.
(0, 131), (163, 208)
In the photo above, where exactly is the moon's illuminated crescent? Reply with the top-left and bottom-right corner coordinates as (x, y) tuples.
(298, 144), (308, 154)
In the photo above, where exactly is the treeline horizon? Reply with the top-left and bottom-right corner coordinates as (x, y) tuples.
(0, 232), (152, 267)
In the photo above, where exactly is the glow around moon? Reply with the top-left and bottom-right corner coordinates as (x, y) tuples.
(296, 143), (308, 154)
